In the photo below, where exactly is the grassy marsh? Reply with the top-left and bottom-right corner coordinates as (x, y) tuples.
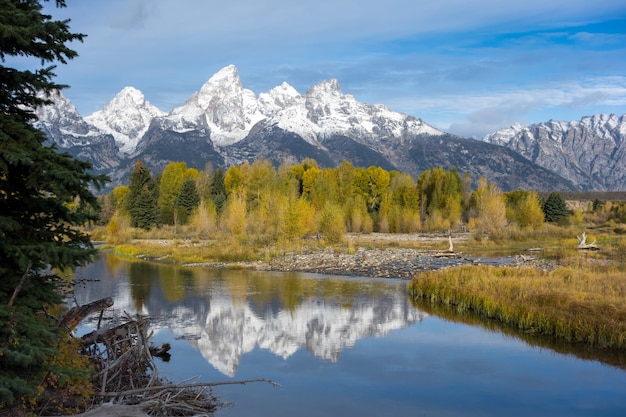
(409, 260), (626, 349)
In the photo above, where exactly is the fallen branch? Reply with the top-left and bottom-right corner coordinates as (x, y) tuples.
(63, 298), (277, 416)
(576, 232), (600, 250)
(58, 296), (114, 330)
(98, 378), (280, 398)
(7, 262), (32, 306)
(72, 403), (149, 417)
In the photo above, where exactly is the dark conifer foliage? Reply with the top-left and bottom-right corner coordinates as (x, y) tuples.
(0, 0), (106, 407)
(176, 178), (200, 224)
(542, 192), (569, 223)
(0, 0), (84, 118)
(126, 160), (160, 229)
(211, 167), (227, 213)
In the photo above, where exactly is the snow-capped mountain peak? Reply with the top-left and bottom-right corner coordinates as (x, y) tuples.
(85, 86), (165, 154)
(197, 64), (244, 111)
(31, 90), (122, 172)
(482, 122), (524, 146)
(160, 64), (438, 149)
(307, 78), (343, 97)
(159, 65), (266, 146)
(278, 76), (444, 143)
(257, 82), (301, 116)
(33, 89), (107, 146)
(33, 89), (83, 130)
(483, 114), (626, 190)
(37, 64), (583, 192)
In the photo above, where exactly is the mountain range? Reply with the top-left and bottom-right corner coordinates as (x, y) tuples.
(483, 115), (626, 191)
(34, 65), (626, 191)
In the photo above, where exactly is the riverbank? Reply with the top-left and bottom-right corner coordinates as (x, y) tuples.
(107, 231), (626, 350)
(127, 232), (555, 279)
(409, 263), (626, 349)
(183, 246), (553, 279)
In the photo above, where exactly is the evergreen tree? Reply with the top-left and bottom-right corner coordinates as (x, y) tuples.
(211, 167), (227, 213)
(0, 0), (107, 407)
(126, 160), (159, 229)
(176, 178), (200, 224)
(542, 192), (569, 223)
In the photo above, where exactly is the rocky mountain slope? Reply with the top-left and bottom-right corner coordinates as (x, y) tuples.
(33, 91), (123, 176)
(84, 86), (166, 154)
(483, 114), (626, 191)
(35, 65), (580, 192)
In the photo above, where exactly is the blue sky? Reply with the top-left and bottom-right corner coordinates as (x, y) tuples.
(38, 0), (626, 138)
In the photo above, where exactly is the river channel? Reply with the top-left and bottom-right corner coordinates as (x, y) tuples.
(72, 252), (626, 416)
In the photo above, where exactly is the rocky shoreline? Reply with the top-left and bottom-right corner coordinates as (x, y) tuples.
(184, 239), (553, 280)
(267, 247), (494, 279)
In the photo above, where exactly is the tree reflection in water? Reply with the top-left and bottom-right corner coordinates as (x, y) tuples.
(71, 252), (626, 417)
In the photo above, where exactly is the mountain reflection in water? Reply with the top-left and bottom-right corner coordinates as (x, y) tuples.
(73, 252), (424, 376)
(71, 252), (626, 417)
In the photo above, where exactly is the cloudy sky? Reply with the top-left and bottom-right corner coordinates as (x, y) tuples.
(40, 0), (626, 138)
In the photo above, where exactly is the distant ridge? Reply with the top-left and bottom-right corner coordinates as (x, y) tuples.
(36, 65), (580, 192)
(484, 114), (626, 191)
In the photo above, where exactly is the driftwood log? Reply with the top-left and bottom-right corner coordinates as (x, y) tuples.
(433, 235), (458, 258)
(61, 296), (277, 416)
(58, 297), (113, 330)
(72, 403), (149, 417)
(577, 232), (600, 250)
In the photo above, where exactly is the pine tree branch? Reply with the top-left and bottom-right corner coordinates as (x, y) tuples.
(8, 262), (32, 307)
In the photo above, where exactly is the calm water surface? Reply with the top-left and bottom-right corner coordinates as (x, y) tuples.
(73, 252), (626, 416)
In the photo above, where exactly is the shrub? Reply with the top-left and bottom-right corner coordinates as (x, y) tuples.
(317, 202), (346, 244)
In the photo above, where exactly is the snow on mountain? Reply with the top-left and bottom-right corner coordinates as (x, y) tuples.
(483, 114), (626, 190)
(159, 65), (266, 146)
(33, 90), (99, 146)
(40, 64), (443, 156)
(485, 115), (626, 148)
(257, 81), (301, 115)
(482, 122), (524, 146)
(32, 90), (124, 172)
(85, 86), (166, 154)
(37, 65), (579, 191)
(149, 65), (443, 149)
(269, 78), (443, 147)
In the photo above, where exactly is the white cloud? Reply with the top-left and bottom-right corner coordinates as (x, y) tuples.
(389, 77), (626, 137)
(42, 1), (626, 136)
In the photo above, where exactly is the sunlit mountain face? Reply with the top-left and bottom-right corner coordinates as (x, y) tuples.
(36, 65), (578, 192)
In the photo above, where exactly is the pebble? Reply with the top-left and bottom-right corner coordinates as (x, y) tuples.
(263, 247), (550, 280)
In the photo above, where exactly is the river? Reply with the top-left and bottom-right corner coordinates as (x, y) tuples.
(72, 252), (626, 416)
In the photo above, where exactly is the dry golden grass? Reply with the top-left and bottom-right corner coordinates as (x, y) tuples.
(112, 239), (261, 264)
(409, 260), (626, 348)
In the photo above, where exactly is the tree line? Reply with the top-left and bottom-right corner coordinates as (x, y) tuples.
(99, 158), (571, 244)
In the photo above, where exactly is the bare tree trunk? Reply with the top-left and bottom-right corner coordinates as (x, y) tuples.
(58, 297), (114, 330)
(8, 262), (32, 306)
